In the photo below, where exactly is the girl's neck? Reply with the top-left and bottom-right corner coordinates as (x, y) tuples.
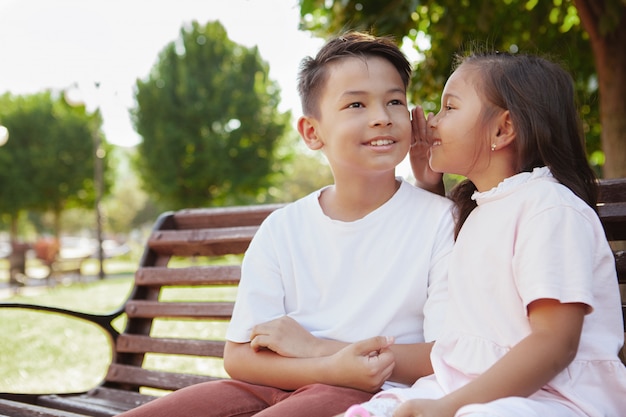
(470, 151), (517, 193)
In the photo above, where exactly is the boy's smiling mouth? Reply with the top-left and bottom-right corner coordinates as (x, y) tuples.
(367, 138), (395, 146)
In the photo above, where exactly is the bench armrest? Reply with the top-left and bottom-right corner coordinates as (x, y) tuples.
(0, 302), (122, 342)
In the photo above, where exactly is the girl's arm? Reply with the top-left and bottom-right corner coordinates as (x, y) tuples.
(394, 299), (586, 417)
(388, 342), (435, 385)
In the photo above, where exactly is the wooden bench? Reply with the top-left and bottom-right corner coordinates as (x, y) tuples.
(0, 203), (283, 417)
(0, 178), (624, 417)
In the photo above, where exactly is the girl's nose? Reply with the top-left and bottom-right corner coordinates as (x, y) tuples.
(428, 112), (439, 129)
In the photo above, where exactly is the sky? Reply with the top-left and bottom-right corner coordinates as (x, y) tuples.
(0, 0), (414, 177)
(0, 0), (324, 147)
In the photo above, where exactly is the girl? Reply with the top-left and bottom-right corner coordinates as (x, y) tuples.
(342, 51), (626, 416)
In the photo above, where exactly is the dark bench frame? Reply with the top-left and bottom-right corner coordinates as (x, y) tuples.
(0, 179), (624, 417)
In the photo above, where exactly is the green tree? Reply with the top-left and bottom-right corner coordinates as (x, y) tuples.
(132, 20), (292, 209)
(0, 91), (104, 241)
(102, 147), (155, 234)
(299, 0), (626, 178)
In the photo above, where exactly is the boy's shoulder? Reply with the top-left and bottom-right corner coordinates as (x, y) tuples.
(399, 179), (453, 209)
(264, 187), (324, 223)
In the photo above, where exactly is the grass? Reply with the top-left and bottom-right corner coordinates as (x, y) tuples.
(0, 256), (237, 395)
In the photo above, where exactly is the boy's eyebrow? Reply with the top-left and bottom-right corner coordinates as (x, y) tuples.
(340, 87), (406, 98)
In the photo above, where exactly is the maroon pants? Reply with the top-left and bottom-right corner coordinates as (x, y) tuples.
(117, 379), (375, 417)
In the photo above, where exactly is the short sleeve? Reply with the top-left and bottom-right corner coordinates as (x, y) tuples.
(225, 215), (287, 342)
(513, 206), (595, 312)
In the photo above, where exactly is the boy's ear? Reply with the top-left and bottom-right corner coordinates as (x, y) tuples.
(298, 116), (323, 150)
(493, 110), (515, 149)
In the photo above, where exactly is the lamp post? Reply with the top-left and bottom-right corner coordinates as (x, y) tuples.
(64, 83), (105, 279)
(93, 86), (105, 280)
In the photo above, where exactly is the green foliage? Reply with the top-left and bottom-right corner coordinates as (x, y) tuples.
(271, 147), (335, 202)
(298, 0), (601, 157)
(0, 92), (104, 222)
(132, 21), (293, 209)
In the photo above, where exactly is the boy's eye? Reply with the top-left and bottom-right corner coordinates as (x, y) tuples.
(388, 99), (403, 106)
(348, 102), (363, 108)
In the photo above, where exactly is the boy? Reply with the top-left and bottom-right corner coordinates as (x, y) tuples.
(118, 31), (454, 417)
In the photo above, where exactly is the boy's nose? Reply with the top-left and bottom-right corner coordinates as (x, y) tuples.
(370, 106), (392, 127)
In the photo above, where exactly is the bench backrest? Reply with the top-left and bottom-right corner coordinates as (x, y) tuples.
(102, 204), (284, 393)
(102, 179), (626, 394)
(597, 177), (626, 362)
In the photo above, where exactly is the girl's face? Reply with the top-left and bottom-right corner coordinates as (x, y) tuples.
(428, 65), (492, 179)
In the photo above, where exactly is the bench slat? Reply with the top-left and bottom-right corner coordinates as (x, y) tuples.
(616, 251), (625, 283)
(39, 391), (144, 417)
(598, 178), (626, 203)
(105, 364), (219, 392)
(135, 265), (240, 286)
(599, 202), (626, 241)
(148, 226), (258, 257)
(598, 202), (626, 222)
(125, 300), (234, 319)
(116, 334), (225, 357)
(172, 204), (283, 229)
(0, 399), (87, 417)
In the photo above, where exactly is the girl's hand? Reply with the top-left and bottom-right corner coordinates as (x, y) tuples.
(393, 398), (456, 417)
(410, 106), (444, 195)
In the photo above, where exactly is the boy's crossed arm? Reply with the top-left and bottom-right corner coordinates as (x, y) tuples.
(224, 316), (435, 392)
(250, 316), (345, 357)
(224, 334), (394, 392)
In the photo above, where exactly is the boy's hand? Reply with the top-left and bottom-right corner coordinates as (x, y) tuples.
(410, 106), (444, 195)
(250, 316), (320, 357)
(327, 336), (396, 393)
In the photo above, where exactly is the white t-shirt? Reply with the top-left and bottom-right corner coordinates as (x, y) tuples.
(226, 178), (454, 384)
(431, 167), (626, 415)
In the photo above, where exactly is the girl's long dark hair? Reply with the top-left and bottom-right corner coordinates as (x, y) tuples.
(449, 51), (598, 239)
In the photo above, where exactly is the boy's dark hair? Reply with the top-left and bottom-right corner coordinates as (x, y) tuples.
(449, 51), (598, 239)
(297, 31), (411, 117)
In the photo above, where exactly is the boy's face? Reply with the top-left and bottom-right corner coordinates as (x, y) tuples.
(299, 56), (410, 178)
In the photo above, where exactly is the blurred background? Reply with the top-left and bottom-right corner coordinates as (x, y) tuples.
(0, 0), (623, 284)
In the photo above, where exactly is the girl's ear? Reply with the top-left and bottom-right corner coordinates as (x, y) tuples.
(493, 110), (516, 150)
(298, 116), (323, 150)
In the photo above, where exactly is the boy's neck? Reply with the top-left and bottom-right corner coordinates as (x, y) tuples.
(319, 174), (401, 221)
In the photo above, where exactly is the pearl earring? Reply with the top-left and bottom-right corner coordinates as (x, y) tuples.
(491, 143), (496, 151)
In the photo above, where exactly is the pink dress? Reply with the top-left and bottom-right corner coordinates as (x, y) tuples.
(359, 167), (626, 417)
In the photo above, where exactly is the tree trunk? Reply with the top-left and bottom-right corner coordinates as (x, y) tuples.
(575, 0), (626, 179)
(9, 214), (18, 245)
(8, 214), (26, 284)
